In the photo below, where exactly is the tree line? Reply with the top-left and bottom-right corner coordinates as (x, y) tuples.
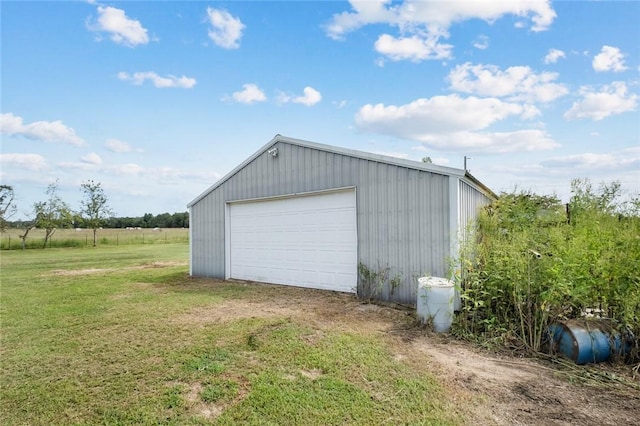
(102, 212), (189, 229)
(9, 212), (190, 230)
(0, 181), (188, 249)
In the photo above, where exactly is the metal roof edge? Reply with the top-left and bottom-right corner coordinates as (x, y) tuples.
(464, 171), (499, 199)
(188, 134), (496, 207)
(187, 134), (281, 207)
(276, 135), (466, 177)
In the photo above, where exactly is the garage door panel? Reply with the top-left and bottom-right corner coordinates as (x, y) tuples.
(228, 190), (357, 293)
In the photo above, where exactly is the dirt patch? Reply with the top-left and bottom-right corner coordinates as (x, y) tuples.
(174, 376), (250, 421)
(176, 279), (640, 425)
(400, 338), (640, 426)
(48, 261), (188, 277)
(183, 382), (223, 420)
(49, 268), (112, 276)
(176, 280), (408, 335)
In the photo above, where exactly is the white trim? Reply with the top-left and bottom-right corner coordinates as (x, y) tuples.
(224, 202), (231, 280)
(188, 207), (193, 276)
(226, 186), (357, 205)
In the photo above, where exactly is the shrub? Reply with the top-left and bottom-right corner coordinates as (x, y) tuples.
(455, 180), (640, 359)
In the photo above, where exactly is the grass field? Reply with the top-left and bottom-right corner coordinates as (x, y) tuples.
(0, 228), (189, 250)
(0, 244), (461, 425)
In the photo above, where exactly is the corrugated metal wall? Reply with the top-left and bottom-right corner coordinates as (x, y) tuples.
(191, 141), (452, 304)
(458, 180), (492, 245)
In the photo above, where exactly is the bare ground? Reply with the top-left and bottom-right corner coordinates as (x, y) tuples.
(179, 278), (640, 425)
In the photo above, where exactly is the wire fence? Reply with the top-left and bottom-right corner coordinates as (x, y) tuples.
(1, 228), (189, 250)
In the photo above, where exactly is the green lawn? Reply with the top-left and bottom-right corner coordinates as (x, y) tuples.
(1, 244), (462, 425)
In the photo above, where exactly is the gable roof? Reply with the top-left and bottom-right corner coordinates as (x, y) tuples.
(188, 134), (496, 207)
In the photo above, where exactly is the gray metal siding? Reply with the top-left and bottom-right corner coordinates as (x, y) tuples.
(191, 141), (451, 304)
(459, 180), (492, 244)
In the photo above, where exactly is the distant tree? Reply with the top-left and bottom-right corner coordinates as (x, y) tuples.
(154, 212), (172, 228)
(79, 180), (114, 246)
(18, 217), (36, 250)
(421, 156), (433, 164)
(0, 185), (17, 232)
(172, 212), (189, 228)
(142, 213), (154, 228)
(34, 180), (72, 248)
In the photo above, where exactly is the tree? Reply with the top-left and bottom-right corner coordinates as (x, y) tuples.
(0, 185), (17, 232)
(34, 180), (72, 248)
(79, 180), (114, 247)
(18, 217), (36, 250)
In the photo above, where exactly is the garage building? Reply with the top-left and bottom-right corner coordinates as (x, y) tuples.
(187, 135), (496, 305)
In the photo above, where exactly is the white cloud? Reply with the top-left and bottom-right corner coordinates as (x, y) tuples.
(564, 82), (638, 121)
(56, 161), (95, 171)
(105, 138), (141, 153)
(1, 112), (25, 134)
(293, 87), (322, 106)
(117, 71), (196, 89)
(325, 0), (395, 40)
(544, 48), (565, 64)
(593, 46), (628, 72)
(417, 130), (559, 153)
(447, 62), (568, 103)
(326, 0), (556, 61)
(327, 0), (555, 38)
(81, 152), (103, 165)
(89, 6), (149, 47)
(229, 84), (267, 104)
(278, 87), (323, 106)
(0, 113), (85, 146)
(374, 34), (453, 61)
(105, 163), (145, 176)
(356, 95), (532, 135)
(431, 157), (450, 165)
(473, 35), (489, 50)
(207, 8), (245, 49)
(0, 153), (48, 171)
(354, 94), (558, 153)
(540, 151), (639, 170)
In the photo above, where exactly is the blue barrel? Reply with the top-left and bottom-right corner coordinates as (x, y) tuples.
(548, 320), (628, 365)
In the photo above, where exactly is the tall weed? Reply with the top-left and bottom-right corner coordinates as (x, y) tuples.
(455, 180), (640, 359)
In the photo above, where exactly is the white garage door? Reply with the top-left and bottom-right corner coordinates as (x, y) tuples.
(227, 189), (357, 293)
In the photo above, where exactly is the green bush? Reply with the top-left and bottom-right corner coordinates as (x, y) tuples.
(455, 179), (640, 359)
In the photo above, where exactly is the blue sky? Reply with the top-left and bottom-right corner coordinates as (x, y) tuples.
(1, 0), (639, 220)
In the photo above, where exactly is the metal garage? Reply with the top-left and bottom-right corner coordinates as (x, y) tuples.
(188, 134), (496, 305)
